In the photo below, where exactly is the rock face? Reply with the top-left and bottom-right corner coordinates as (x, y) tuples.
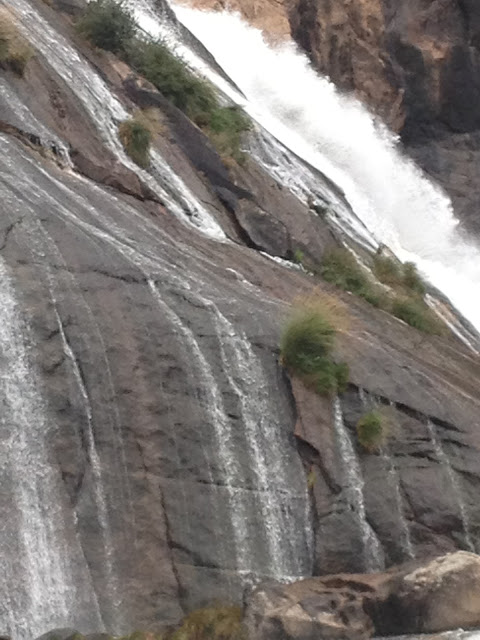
(246, 552), (480, 640)
(1, 0), (480, 638)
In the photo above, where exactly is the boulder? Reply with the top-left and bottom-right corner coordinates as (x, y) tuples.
(246, 553), (480, 640)
(245, 580), (374, 640)
(369, 552), (480, 635)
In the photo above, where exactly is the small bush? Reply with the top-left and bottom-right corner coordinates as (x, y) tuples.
(402, 261), (426, 296)
(372, 253), (402, 287)
(280, 303), (349, 396)
(0, 12), (33, 76)
(292, 248), (304, 265)
(77, 0), (136, 55)
(128, 39), (217, 122)
(206, 106), (251, 163)
(391, 297), (443, 335)
(118, 118), (152, 168)
(171, 606), (246, 640)
(320, 248), (381, 305)
(357, 410), (387, 452)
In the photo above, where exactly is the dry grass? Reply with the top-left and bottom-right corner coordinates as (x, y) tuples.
(0, 10), (33, 76)
(292, 290), (351, 335)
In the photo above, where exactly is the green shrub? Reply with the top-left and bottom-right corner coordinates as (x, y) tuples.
(118, 118), (152, 168)
(357, 410), (387, 452)
(292, 248), (304, 265)
(280, 304), (349, 396)
(402, 261), (426, 296)
(171, 606), (246, 640)
(320, 248), (381, 305)
(372, 253), (402, 286)
(391, 297), (443, 335)
(128, 39), (217, 122)
(0, 12), (33, 76)
(77, 0), (136, 55)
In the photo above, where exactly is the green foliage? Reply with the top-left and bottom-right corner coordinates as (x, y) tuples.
(391, 297), (443, 335)
(373, 253), (426, 297)
(76, 0), (136, 55)
(128, 39), (217, 121)
(402, 261), (426, 295)
(171, 606), (246, 640)
(0, 12), (33, 76)
(372, 253), (402, 286)
(76, 1), (251, 163)
(118, 118), (152, 168)
(292, 248), (305, 265)
(320, 249), (381, 305)
(357, 410), (387, 452)
(206, 106), (251, 163)
(280, 305), (349, 396)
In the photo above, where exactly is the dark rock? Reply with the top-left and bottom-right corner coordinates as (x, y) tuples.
(234, 200), (291, 257)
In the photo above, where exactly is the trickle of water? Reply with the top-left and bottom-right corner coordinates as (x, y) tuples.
(0, 258), (103, 639)
(427, 420), (475, 553)
(333, 397), (384, 572)
(358, 390), (414, 560)
(5, 0), (224, 237)
(212, 305), (312, 579)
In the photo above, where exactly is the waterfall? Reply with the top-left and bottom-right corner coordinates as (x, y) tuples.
(333, 397), (384, 572)
(167, 4), (480, 333)
(427, 421), (475, 553)
(0, 258), (103, 639)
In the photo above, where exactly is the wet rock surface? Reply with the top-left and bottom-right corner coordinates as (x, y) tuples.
(1, 0), (480, 636)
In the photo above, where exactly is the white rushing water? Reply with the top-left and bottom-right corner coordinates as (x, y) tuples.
(166, 4), (480, 331)
(0, 258), (103, 639)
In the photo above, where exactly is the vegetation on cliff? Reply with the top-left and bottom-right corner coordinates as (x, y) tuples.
(0, 11), (33, 76)
(356, 410), (388, 452)
(280, 299), (349, 395)
(318, 248), (443, 335)
(77, 0), (250, 163)
(118, 117), (152, 168)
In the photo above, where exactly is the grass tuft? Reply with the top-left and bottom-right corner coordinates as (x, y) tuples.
(357, 410), (388, 452)
(391, 297), (444, 335)
(118, 118), (152, 168)
(280, 299), (349, 396)
(0, 11), (33, 76)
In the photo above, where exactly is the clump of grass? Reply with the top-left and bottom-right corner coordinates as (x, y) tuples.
(402, 261), (426, 295)
(0, 11), (33, 76)
(76, 0), (136, 55)
(320, 248), (383, 307)
(118, 118), (152, 168)
(280, 300), (349, 396)
(357, 410), (388, 452)
(373, 252), (426, 296)
(391, 297), (444, 335)
(292, 248), (305, 265)
(206, 106), (251, 164)
(171, 606), (246, 640)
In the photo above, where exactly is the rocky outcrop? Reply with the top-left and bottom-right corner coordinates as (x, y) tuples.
(246, 552), (480, 639)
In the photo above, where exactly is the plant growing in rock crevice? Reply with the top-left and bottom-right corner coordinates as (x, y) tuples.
(280, 299), (349, 396)
(118, 117), (152, 168)
(356, 410), (388, 452)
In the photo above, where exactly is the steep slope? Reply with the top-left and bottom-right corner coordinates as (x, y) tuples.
(0, 0), (480, 638)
